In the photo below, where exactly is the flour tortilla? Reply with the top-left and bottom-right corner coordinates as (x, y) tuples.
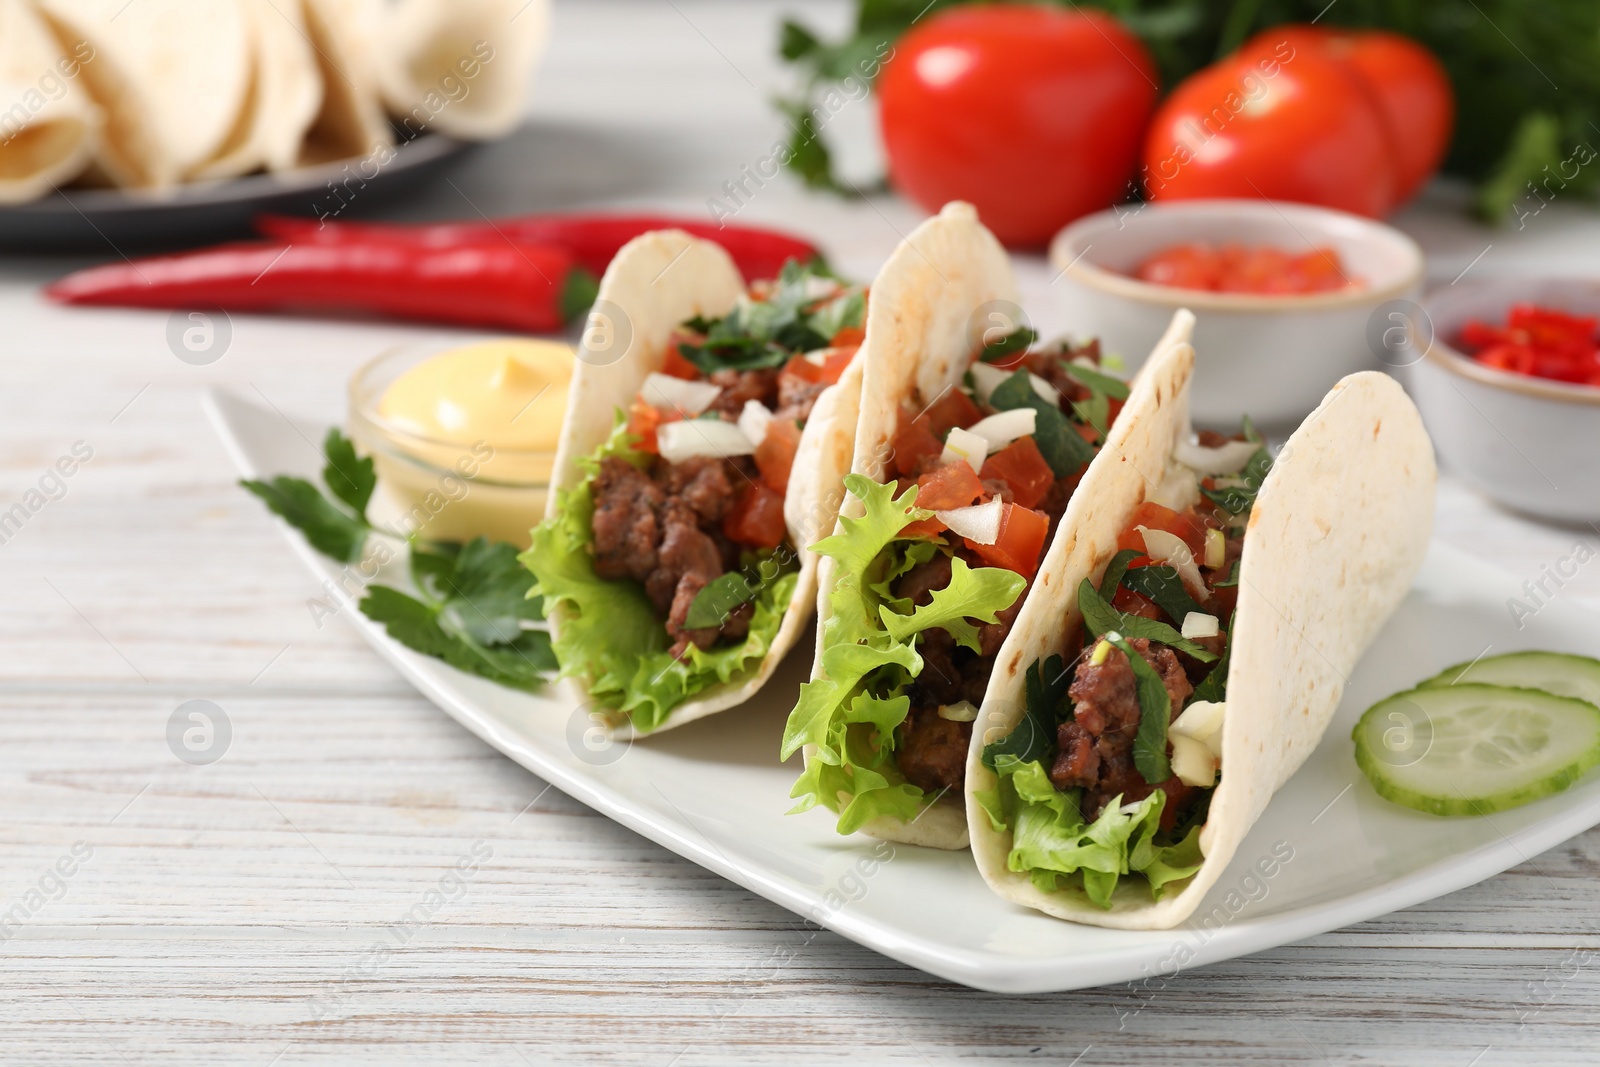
(35, 0), (251, 187)
(544, 230), (863, 740)
(966, 362), (1436, 928)
(0, 0), (98, 202)
(192, 0), (323, 178)
(298, 0), (392, 166)
(378, 0), (548, 140)
(802, 202), (1197, 850)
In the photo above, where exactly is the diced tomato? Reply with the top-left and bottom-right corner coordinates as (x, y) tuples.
(819, 345), (857, 383)
(966, 503), (1049, 577)
(625, 400), (681, 453)
(781, 354), (826, 387)
(889, 412), (944, 478)
(723, 483), (787, 549)
(913, 460), (986, 511)
(1112, 585), (1164, 620)
(1106, 396), (1125, 429)
(900, 516), (946, 540)
(1134, 243), (1353, 295)
(661, 336), (703, 380)
(979, 436), (1054, 510)
(830, 325), (866, 349)
(1075, 422), (1099, 443)
(1118, 501), (1210, 557)
(922, 388), (984, 438)
(1458, 304), (1600, 387)
(755, 417), (801, 494)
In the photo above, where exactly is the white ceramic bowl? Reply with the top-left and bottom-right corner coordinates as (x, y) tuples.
(1049, 199), (1424, 427)
(1403, 277), (1600, 524)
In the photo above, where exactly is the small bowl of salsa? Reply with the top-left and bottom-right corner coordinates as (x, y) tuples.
(1406, 277), (1600, 523)
(1049, 199), (1423, 426)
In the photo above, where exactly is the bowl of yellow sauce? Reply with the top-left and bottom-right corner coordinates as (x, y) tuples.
(347, 338), (574, 547)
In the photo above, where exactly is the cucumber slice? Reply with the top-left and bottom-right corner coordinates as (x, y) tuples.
(1353, 684), (1600, 816)
(1418, 651), (1600, 710)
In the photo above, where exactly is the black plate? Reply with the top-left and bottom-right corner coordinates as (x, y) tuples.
(0, 132), (474, 253)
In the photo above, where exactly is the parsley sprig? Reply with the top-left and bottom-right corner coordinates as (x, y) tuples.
(676, 260), (863, 374)
(241, 429), (553, 689)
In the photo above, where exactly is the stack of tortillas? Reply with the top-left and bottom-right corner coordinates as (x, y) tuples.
(0, 0), (550, 203)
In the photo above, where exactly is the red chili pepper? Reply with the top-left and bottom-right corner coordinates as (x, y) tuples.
(1458, 303), (1600, 387)
(45, 238), (597, 333)
(253, 212), (820, 282)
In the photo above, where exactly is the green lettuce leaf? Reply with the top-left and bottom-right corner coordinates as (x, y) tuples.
(878, 555), (1024, 653)
(522, 418), (798, 732)
(989, 755), (1203, 909)
(783, 474), (1026, 834)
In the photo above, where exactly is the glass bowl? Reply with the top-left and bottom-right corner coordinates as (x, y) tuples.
(347, 343), (561, 548)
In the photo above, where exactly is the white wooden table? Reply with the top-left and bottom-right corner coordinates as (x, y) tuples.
(4, 2), (1600, 1062)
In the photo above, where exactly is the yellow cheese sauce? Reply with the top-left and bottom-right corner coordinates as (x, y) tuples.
(377, 338), (574, 483)
(352, 338), (575, 547)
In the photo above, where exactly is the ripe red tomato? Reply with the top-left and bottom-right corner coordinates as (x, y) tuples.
(754, 417), (800, 494)
(913, 460), (986, 511)
(979, 436), (1054, 510)
(723, 484), (787, 548)
(966, 504), (1049, 577)
(877, 5), (1158, 247)
(1143, 43), (1398, 217)
(1244, 25), (1454, 205)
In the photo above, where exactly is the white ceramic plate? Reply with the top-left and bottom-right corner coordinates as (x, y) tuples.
(206, 387), (1600, 994)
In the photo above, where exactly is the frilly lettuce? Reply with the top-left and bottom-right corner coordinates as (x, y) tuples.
(522, 417), (798, 733)
(974, 756), (1204, 908)
(782, 474), (1026, 834)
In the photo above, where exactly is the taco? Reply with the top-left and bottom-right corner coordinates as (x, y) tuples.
(780, 202), (1195, 849)
(966, 355), (1435, 927)
(523, 230), (866, 737)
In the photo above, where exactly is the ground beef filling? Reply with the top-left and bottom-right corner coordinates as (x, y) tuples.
(890, 551), (1026, 794)
(589, 369), (816, 659)
(590, 454), (760, 660)
(1049, 637), (1201, 828)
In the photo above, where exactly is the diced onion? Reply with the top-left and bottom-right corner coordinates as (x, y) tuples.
(1204, 528), (1226, 570)
(1148, 466), (1201, 512)
(1181, 611), (1219, 640)
(1174, 436), (1260, 476)
(737, 400), (773, 447)
(940, 426), (989, 473)
(1171, 699), (1226, 758)
(936, 498), (1004, 545)
(804, 276), (840, 300)
(938, 700), (979, 722)
(641, 372), (721, 416)
(967, 361), (1059, 406)
(657, 418), (755, 464)
(968, 362), (1011, 403)
(965, 408), (1036, 450)
(1170, 733), (1216, 788)
(1138, 526), (1208, 600)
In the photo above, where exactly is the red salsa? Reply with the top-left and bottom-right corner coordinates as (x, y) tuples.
(1131, 242), (1357, 295)
(1458, 303), (1600, 387)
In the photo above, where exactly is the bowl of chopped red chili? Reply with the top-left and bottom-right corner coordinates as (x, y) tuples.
(1049, 199), (1422, 427)
(1405, 277), (1600, 524)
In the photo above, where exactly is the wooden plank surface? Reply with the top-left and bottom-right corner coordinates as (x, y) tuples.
(3, 2), (1600, 1062)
